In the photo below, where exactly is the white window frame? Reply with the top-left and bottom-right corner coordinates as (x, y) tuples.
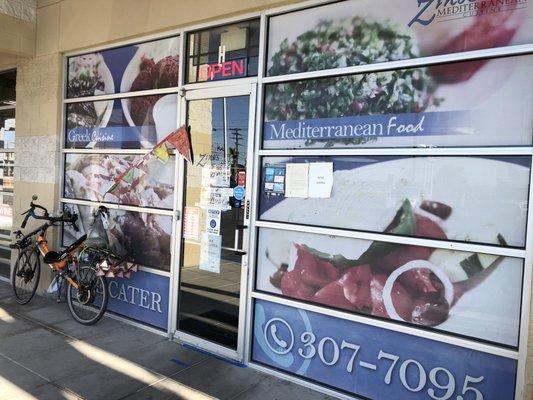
(59, 13), (263, 336)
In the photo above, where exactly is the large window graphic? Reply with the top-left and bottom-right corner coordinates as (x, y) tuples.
(266, 0), (533, 76)
(263, 55), (533, 149)
(63, 36), (179, 271)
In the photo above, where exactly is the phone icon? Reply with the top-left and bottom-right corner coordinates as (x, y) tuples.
(270, 324), (288, 349)
(264, 318), (294, 355)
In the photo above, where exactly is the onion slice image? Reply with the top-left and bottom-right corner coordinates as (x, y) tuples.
(382, 260), (454, 322)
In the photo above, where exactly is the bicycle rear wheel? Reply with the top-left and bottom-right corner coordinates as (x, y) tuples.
(12, 247), (41, 305)
(67, 265), (108, 325)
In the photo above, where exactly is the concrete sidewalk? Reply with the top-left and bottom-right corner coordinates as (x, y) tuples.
(0, 281), (334, 400)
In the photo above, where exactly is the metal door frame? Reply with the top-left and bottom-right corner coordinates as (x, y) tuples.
(170, 82), (257, 362)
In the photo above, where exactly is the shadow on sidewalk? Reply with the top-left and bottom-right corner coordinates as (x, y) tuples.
(0, 282), (334, 400)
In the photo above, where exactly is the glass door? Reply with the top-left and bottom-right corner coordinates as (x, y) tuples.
(175, 84), (254, 360)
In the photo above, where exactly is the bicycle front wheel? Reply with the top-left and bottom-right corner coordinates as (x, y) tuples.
(67, 265), (108, 325)
(12, 247), (41, 305)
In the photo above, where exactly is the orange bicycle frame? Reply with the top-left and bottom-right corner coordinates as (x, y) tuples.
(36, 233), (82, 289)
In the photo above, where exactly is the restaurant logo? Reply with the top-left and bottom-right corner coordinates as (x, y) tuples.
(67, 128), (115, 144)
(408, 0), (527, 27)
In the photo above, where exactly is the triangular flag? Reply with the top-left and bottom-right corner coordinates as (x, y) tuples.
(154, 142), (170, 163)
(122, 168), (135, 184)
(166, 126), (193, 163)
(99, 259), (110, 270)
(124, 271), (132, 279)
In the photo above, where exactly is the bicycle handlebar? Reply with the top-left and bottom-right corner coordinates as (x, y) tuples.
(20, 195), (79, 231)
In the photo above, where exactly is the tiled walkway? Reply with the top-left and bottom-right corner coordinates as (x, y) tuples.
(0, 281), (335, 400)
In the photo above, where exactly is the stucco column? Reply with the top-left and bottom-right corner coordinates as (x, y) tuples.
(11, 52), (61, 294)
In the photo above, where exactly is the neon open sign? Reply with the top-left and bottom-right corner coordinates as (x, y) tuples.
(198, 58), (247, 81)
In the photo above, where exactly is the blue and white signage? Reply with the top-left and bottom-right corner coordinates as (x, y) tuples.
(233, 185), (246, 201)
(206, 208), (221, 235)
(252, 300), (517, 399)
(107, 270), (169, 330)
(263, 111), (471, 144)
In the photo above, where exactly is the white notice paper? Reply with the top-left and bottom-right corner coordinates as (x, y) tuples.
(199, 233), (222, 273)
(308, 162), (333, 198)
(183, 206), (200, 240)
(285, 163), (309, 198)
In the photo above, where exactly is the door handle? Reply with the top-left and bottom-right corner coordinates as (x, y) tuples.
(234, 224), (248, 256)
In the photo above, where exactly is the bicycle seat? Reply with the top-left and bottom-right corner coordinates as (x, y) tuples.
(43, 251), (61, 263)
(43, 235), (87, 264)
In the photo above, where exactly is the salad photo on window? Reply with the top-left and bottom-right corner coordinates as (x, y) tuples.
(267, 0), (531, 75)
(264, 0), (533, 150)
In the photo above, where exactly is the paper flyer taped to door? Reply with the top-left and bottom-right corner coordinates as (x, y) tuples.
(285, 163), (309, 198)
(308, 162), (333, 198)
(199, 233), (222, 273)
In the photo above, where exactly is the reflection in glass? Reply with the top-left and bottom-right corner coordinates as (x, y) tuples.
(256, 228), (523, 347)
(63, 203), (172, 271)
(0, 70), (16, 106)
(0, 108), (15, 151)
(186, 19), (260, 83)
(177, 95), (250, 349)
(64, 154), (175, 209)
(65, 94), (178, 149)
(0, 70), (15, 279)
(260, 156), (530, 248)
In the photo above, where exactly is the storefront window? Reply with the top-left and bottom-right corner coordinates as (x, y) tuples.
(263, 55), (533, 149)
(65, 94), (178, 149)
(67, 36), (180, 98)
(186, 19), (260, 83)
(63, 203), (172, 271)
(64, 154), (175, 209)
(252, 1), (533, 398)
(62, 37), (179, 272)
(256, 227), (522, 347)
(260, 155), (530, 248)
(266, 0), (533, 76)
(0, 69), (16, 279)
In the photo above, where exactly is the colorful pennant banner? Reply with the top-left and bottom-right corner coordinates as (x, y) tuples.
(103, 125), (192, 199)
